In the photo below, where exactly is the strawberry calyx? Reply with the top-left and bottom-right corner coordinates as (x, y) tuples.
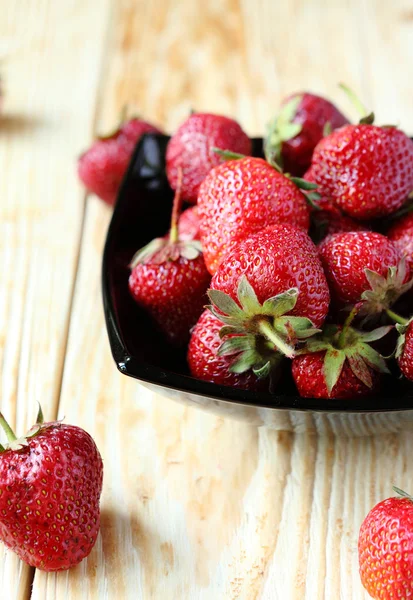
(359, 257), (413, 317)
(0, 405), (46, 453)
(264, 96), (303, 167)
(394, 316), (412, 361)
(208, 275), (320, 378)
(296, 323), (391, 393)
(393, 486), (413, 502)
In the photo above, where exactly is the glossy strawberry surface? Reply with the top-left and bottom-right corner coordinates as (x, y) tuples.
(318, 231), (407, 305)
(198, 157), (310, 274)
(388, 212), (413, 272)
(308, 125), (413, 220)
(0, 423), (103, 571)
(398, 320), (413, 381)
(359, 495), (413, 599)
(292, 352), (380, 399)
(178, 206), (201, 241)
(166, 113), (251, 204)
(281, 92), (348, 175)
(129, 253), (211, 346)
(210, 224), (330, 328)
(78, 118), (162, 205)
(187, 310), (263, 390)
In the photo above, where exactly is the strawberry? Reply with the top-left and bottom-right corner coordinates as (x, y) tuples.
(177, 206), (201, 241)
(388, 212), (413, 272)
(78, 117), (162, 205)
(128, 172), (211, 345)
(187, 309), (264, 390)
(198, 157), (310, 274)
(307, 124), (413, 220)
(292, 322), (390, 399)
(204, 224), (329, 378)
(265, 92), (349, 176)
(359, 487), (413, 599)
(395, 318), (413, 381)
(318, 231), (412, 313)
(0, 408), (103, 571)
(165, 113), (251, 204)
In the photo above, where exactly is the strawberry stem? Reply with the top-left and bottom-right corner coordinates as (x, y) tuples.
(169, 167), (183, 244)
(386, 309), (408, 326)
(36, 403), (44, 424)
(339, 83), (368, 117)
(393, 486), (413, 502)
(0, 443), (5, 452)
(258, 320), (295, 359)
(212, 148), (246, 161)
(338, 304), (360, 349)
(0, 413), (17, 442)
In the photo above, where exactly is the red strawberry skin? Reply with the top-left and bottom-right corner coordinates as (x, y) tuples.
(211, 224), (330, 328)
(281, 92), (348, 176)
(187, 309), (262, 390)
(0, 423), (103, 571)
(398, 320), (413, 381)
(178, 206), (201, 241)
(129, 254), (211, 346)
(198, 157), (310, 275)
(78, 118), (162, 205)
(292, 352), (380, 399)
(166, 113), (251, 204)
(308, 125), (413, 220)
(388, 212), (413, 272)
(359, 496), (413, 599)
(318, 231), (407, 305)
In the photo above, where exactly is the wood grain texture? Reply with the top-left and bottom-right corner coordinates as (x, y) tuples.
(1, 0), (413, 598)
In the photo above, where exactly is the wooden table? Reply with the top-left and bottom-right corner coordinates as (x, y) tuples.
(1, 1), (413, 598)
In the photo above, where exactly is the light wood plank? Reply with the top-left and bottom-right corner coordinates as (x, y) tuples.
(18, 0), (413, 598)
(0, 0), (110, 597)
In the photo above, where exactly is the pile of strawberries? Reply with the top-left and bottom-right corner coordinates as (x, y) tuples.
(79, 89), (413, 400)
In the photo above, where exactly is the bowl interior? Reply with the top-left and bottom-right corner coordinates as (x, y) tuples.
(102, 134), (413, 413)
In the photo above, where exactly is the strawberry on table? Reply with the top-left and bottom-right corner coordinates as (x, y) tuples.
(388, 211), (413, 272)
(0, 408), (103, 571)
(292, 321), (391, 399)
(264, 92), (349, 176)
(318, 231), (412, 313)
(166, 113), (251, 204)
(198, 157), (310, 275)
(307, 122), (413, 220)
(187, 309), (265, 390)
(129, 170), (211, 346)
(78, 116), (162, 205)
(359, 487), (413, 599)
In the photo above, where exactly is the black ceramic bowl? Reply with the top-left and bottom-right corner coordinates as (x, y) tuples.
(102, 134), (413, 436)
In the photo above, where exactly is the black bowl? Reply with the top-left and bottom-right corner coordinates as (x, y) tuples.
(102, 134), (413, 436)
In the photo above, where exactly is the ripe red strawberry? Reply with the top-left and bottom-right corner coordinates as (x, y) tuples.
(166, 113), (251, 204)
(396, 318), (413, 381)
(198, 157), (310, 274)
(78, 117), (162, 205)
(177, 206), (201, 241)
(388, 212), (413, 272)
(265, 92), (349, 175)
(292, 323), (390, 399)
(129, 174), (211, 345)
(359, 487), (413, 599)
(307, 124), (413, 220)
(0, 409), (103, 571)
(187, 309), (264, 390)
(318, 231), (412, 311)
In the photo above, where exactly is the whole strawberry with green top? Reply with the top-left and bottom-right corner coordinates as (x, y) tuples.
(166, 113), (252, 204)
(0, 408), (103, 571)
(205, 224), (329, 378)
(198, 157), (310, 275)
(292, 320), (391, 399)
(319, 231), (412, 314)
(307, 122), (413, 220)
(129, 171), (211, 345)
(359, 487), (413, 599)
(265, 92), (349, 176)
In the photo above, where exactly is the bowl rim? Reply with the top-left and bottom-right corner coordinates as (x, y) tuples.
(102, 133), (413, 415)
